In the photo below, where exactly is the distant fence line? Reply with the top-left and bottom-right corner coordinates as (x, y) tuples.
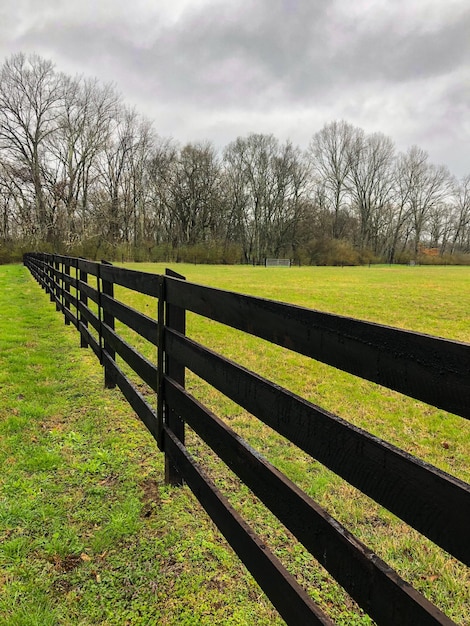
(23, 252), (469, 626)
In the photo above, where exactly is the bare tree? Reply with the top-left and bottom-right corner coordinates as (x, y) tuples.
(222, 136), (254, 261)
(0, 159), (35, 240)
(398, 146), (452, 259)
(428, 200), (456, 253)
(346, 131), (396, 252)
(307, 120), (356, 239)
(168, 141), (222, 247)
(95, 106), (149, 245)
(47, 76), (121, 244)
(145, 140), (223, 253)
(0, 161), (15, 240)
(450, 175), (470, 253)
(146, 138), (179, 246)
(0, 53), (65, 243)
(223, 133), (308, 262)
(381, 152), (416, 263)
(268, 140), (310, 257)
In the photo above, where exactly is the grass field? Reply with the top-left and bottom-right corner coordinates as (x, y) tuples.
(1, 262), (469, 624)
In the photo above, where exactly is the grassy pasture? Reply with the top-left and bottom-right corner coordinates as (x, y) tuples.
(1, 262), (469, 624)
(118, 263), (470, 623)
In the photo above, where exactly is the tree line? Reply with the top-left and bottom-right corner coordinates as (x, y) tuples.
(1, 52), (469, 265)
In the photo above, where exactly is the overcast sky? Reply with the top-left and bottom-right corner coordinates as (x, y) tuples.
(1, 0), (469, 177)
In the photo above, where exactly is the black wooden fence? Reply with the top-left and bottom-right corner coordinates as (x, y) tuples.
(23, 252), (469, 626)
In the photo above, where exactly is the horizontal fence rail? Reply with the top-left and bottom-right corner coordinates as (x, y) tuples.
(165, 278), (470, 420)
(164, 329), (470, 565)
(23, 252), (469, 626)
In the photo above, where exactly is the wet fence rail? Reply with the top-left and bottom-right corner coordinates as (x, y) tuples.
(23, 252), (469, 626)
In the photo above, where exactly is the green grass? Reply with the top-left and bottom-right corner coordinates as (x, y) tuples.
(118, 262), (470, 624)
(1, 262), (469, 624)
(122, 262), (470, 340)
(0, 265), (282, 625)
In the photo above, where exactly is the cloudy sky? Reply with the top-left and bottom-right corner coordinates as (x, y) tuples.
(1, 0), (469, 177)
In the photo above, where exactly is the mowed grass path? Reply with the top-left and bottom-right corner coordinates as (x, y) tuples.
(1, 262), (469, 624)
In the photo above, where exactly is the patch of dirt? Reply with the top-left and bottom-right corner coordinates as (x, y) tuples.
(98, 474), (119, 487)
(39, 417), (67, 431)
(135, 381), (154, 397)
(364, 514), (389, 528)
(140, 477), (161, 517)
(50, 553), (82, 573)
(53, 578), (74, 594)
(204, 576), (229, 593)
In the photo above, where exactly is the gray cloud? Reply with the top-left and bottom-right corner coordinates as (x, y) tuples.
(1, 0), (469, 176)
(333, 8), (470, 83)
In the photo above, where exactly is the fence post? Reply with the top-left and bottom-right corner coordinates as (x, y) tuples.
(164, 268), (186, 486)
(59, 255), (64, 314)
(100, 260), (116, 389)
(63, 257), (71, 325)
(55, 255), (61, 312)
(77, 259), (88, 349)
(48, 254), (55, 303)
(156, 275), (165, 452)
